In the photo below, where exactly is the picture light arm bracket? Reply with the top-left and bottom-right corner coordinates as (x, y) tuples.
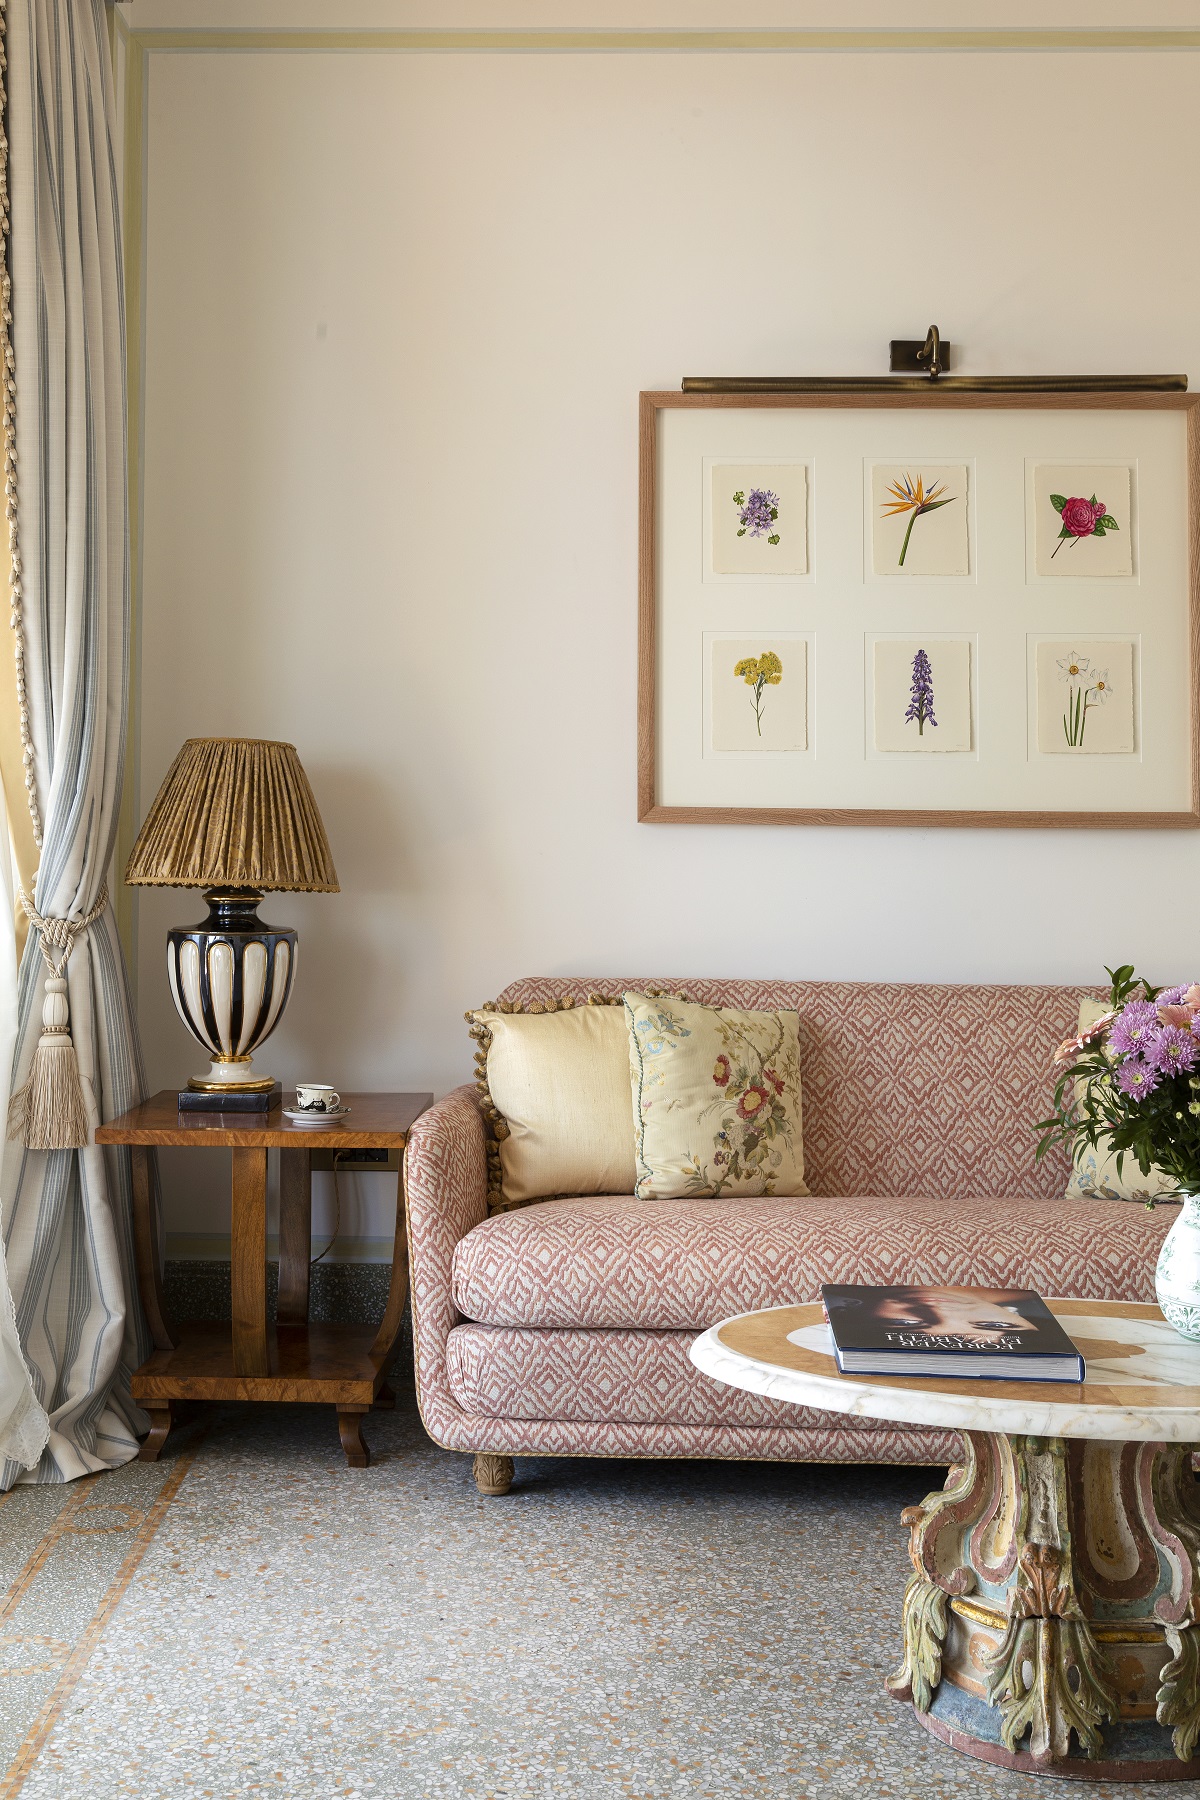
(891, 324), (945, 378)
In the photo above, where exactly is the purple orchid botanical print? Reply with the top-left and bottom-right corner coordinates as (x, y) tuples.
(733, 487), (781, 546)
(904, 648), (938, 737)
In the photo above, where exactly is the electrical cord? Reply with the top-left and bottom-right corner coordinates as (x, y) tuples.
(310, 1149), (350, 1265)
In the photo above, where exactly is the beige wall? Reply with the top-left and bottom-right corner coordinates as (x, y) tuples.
(126, 6), (1200, 1239)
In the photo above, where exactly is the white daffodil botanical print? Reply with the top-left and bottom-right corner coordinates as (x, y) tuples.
(1036, 641), (1134, 755)
(1057, 651), (1111, 748)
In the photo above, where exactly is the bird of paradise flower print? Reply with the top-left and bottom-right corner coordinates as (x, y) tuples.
(881, 471), (957, 567)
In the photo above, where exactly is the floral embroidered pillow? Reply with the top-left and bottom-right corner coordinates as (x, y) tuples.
(624, 992), (807, 1201)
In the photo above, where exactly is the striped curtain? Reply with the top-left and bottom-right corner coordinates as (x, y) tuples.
(0, 0), (151, 1487)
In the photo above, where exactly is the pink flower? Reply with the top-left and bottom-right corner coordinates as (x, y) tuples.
(713, 1054), (731, 1088)
(1159, 1003), (1200, 1029)
(1053, 1009), (1116, 1065)
(737, 1085), (770, 1121)
(1061, 495), (1104, 538)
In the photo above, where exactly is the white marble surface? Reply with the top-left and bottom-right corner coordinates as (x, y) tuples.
(689, 1305), (1200, 1443)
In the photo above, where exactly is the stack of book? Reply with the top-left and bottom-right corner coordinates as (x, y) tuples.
(820, 1283), (1084, 1383)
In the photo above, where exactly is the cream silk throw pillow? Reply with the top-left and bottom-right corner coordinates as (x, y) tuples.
(625, 992), (807, 1200)
(1064, 996), (1176, 1203)
(470, 1004), (637, 1204)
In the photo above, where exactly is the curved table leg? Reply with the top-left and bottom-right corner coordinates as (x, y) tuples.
(338, 1408), (371, 1468)
(139, 1402), (173, 1463)
(888, 1431), (1200, 1781)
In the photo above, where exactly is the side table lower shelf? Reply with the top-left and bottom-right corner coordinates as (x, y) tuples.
(132, 1321), (394, 1467)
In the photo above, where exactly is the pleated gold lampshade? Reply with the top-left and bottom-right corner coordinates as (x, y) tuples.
(125, 737), (339, 893)
(125, 739), (338, 1103)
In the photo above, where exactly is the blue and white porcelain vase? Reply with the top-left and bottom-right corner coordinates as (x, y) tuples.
(1155, 1194), (1200, 1341)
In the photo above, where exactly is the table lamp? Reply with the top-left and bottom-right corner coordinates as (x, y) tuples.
(125, 738), (339, 1109)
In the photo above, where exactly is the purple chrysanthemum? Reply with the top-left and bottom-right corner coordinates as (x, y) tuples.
(1109, 999), (1160, 1057)
(1151, 1025), (1199, 1075)
(738, 488), (781, 539)
(1157, 985), (1192, 1006)
(1116, 1059), (1162, 1100)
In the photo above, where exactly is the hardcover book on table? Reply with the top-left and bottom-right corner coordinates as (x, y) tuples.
(819, 1284), (1084, 1382)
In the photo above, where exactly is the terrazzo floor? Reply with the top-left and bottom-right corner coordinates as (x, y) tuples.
(0, 1393), (1197, 1798)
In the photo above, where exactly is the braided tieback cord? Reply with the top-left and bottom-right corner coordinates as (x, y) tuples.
(7, 883), (109, 1148)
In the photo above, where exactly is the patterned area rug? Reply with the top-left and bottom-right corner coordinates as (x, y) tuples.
(0, 1393), (1185, 1798)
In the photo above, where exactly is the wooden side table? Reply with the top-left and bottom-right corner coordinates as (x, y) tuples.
(97, 1091), (432, 1467)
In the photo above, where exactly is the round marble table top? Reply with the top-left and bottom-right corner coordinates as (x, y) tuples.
(689, 1298), (1200, 1442)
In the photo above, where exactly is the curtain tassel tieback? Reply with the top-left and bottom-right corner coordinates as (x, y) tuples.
(7, 884), (108, 1150)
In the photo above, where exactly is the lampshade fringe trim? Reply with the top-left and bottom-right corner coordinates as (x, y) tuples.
(7, 885), (107, 1150)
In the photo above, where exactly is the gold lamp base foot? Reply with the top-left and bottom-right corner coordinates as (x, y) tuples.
(187, 1058), (277, 1094)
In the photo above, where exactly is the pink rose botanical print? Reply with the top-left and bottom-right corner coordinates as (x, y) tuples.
(1034, 466), (1132, 578)
(1050, 491), (1120, 560)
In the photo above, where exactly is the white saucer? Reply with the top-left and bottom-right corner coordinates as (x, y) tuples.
(283, 1105), (352, 1127)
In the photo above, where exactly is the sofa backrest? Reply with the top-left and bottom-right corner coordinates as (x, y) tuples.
(491, 978), (1088, 1201)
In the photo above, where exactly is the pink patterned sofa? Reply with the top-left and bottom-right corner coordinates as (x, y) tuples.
(405, 979), (1176, 1494)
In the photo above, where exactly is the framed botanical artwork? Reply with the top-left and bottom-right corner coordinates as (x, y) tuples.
(637, 388), (1200, 827)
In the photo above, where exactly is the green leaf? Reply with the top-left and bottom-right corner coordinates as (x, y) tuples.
(733, 491), (744, 505)
(1097, 514), (1119, 531)
(1089, 494), (1098, 506)
(767, 534), (780, 545)
(1050, 494), (1068, 513)
(1092, 524), (1107, 536)
(1058, 524), (1072, 540)
(736, 528), (746, 537)
(769, 507), (778, 521)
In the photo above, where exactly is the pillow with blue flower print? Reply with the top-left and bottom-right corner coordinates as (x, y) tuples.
(624, 992), (807, 1201)
(1064, 996), (1176, 1204)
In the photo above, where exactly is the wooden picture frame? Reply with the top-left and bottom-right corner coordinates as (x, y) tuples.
(638, 389), (1200, 828)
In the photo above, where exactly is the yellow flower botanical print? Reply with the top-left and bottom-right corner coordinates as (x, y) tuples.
(733, 650), (783, 737)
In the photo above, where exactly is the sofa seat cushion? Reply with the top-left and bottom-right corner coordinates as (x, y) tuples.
(447, 1323), (947, 1438)
(450, 1192), (1178, 1331)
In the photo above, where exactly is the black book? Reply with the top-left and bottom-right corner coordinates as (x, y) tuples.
(819, 1283), (1084, 1383)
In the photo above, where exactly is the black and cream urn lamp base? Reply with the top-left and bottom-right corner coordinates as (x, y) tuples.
(125, 739), (339, 1112)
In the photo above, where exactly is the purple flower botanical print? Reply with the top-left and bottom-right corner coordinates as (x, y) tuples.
(904, 648), (938, 737)
(733, 487), (781, 546)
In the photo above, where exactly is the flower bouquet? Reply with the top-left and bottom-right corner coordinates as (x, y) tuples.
(1037, 965), (1200, 1338)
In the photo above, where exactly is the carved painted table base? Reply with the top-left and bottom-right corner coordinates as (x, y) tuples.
(887, 1431), (1200, 1781)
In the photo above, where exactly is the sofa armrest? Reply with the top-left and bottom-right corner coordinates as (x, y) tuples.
(405, 1085), (488, 1433)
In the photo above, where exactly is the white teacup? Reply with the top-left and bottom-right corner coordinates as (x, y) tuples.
(295, 1083), (341, 1113)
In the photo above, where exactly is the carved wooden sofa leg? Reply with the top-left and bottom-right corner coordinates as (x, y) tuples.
(474, 1453), (514, 1495)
